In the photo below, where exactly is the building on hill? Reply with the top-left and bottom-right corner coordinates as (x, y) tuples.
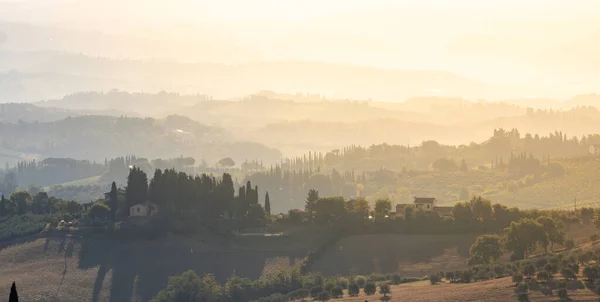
(395, 197), (453, 218)
(130, 202), (159, 217)
(414, 197), (437, 211)
(589, 144), (600, 156)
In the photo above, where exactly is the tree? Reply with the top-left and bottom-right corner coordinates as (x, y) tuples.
(536, 270), (551, 283)
(107, 181), (119, 216)
(9, 282), (18, 302)
(305, 189), (319, 218)
(348, 282), (359, 296)
(512, 273), (524, 285)
(217, 157), (235, 169)
(316, 291), (330, 302)
(330, 286), (343, 298)
(451, 202), (473, 227)
(310, 286), (323, 298)
(469, 196), (492, 221)
(536, 216), (565, 251)
(355, 276), (367, 288)
(374, 198), (392, 218)
(88, 203), (112, 220)
(349, 197), (370, 219)
(150, 271), (220, 302)
(560, 268), (576, 281)
(523, 264), (536, 279)
(429, 273), (441, 285)
(557, 288), (568, 300)
(364, 282), (376, 295)
(10, 191), (31, 215)
(0, 194), (7, 217)
(314, 197), (346, 224)
(432, 158), (458, 171)
(467, 234), (503, 265)
(264, 191), (271, 217)
(504, 218), (548, 259)
(125, 167), (148, 208)
(583, 265), (600, 282)
(379, 283), (391, 297)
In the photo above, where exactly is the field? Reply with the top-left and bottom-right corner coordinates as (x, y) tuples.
(365, 157), (600, 210)
(331, 277), (599, 301)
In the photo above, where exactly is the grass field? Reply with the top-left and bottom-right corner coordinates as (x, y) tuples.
(330, 277), (600, 301)
(365, 157), (600, 210)
(42, 175), (102, 190)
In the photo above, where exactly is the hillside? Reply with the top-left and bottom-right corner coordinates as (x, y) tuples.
(0, 114), (282, 166)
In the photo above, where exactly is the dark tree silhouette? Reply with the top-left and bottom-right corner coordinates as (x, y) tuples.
(9, 281), (18, 302)
(264, 191), (271, 216)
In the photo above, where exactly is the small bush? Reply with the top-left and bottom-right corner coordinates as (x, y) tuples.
(536, 270), (551, 283)
(461, 270), (474, 283)
(429, 273), (442, 285)
(323, 281), (335, 292)
(591, 234), (599, 241)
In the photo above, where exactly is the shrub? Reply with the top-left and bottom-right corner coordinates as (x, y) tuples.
(535, 257), (548, 269)
(475, 270), (488, 281)
(568, 263), (580, 274)
(561, 268), (576, 280)
(461, 270), (473, 283)
(512, 273), (524, 285)
(536, 270), (551, 283)
(336, 277), (349, 289)
(364, 282), (376, 295)
(391, 273), (403, 285)
(557, 288), (568, 300)
(316, 291), (330, 301)
(444, 271), (455, 282)
(348, 282), (360, 296)
(517, 283), (528, 294)
(591, 234), (599, 241)
(517, 293), (530, 302)
(523, 264), (536, 279)
(429, 273), (442, 285)
(310, 286), (323, 298)
(323, 281), (335, 292)
(330, 286), (343, 299)
(583, 265), (600, 282)
(544, 263), (558, 274)
(355, 275), (367, 288)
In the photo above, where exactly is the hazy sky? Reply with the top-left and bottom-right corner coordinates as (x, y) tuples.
(1, 0), (600, 89)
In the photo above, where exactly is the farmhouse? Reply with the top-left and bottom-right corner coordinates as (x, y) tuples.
(395, 197), (453, 218)
(130, 202), (159, 217)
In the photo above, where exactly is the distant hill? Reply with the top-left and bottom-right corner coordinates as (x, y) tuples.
(0, 114), (282, 165)
(0, 49), (491, 101)
(0, 102), (136, 123)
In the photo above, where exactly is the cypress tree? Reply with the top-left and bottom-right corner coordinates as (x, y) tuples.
(108, 181), (118, 216)
(9, 281), (18, 302)
(264, 191), (271, 216)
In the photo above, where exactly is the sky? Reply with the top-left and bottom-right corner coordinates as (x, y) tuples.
(1, 0), (600, 89)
